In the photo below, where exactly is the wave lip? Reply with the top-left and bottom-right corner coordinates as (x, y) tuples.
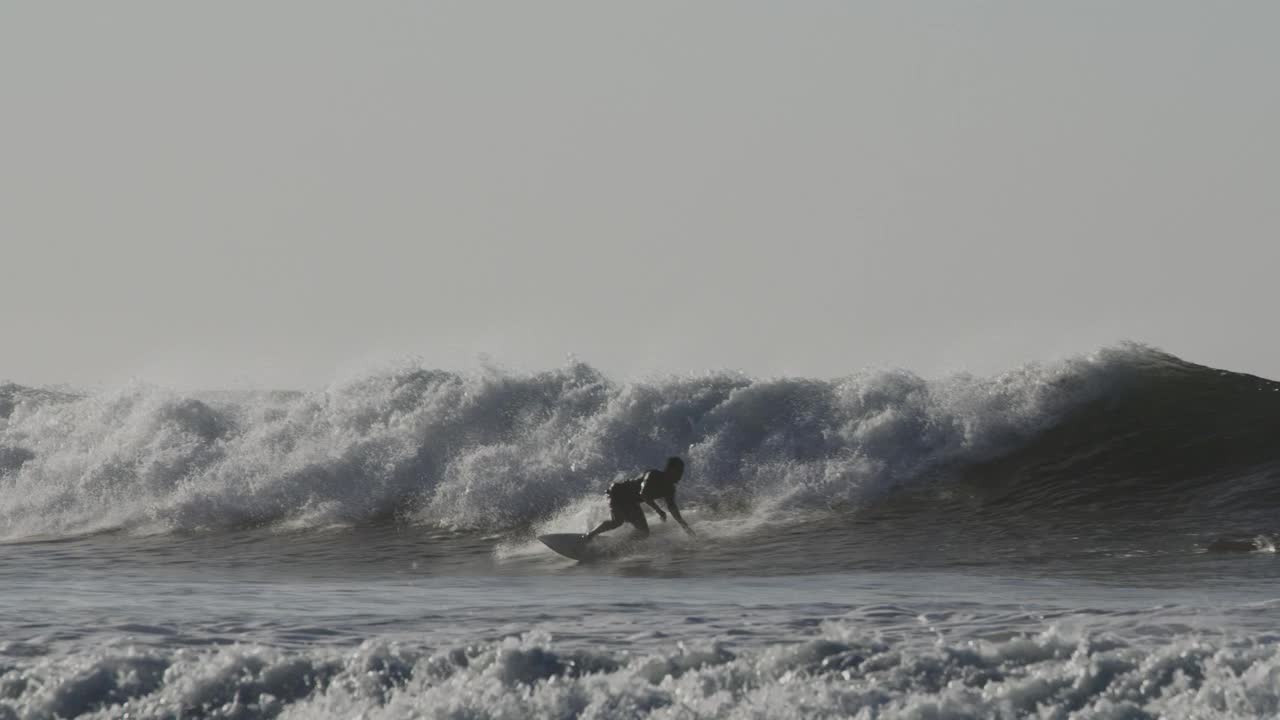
(961, 348), (1280, 522)
(2, 343), (1278, 541)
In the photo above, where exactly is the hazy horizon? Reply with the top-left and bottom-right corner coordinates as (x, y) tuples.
(4, 2), (1277, 389)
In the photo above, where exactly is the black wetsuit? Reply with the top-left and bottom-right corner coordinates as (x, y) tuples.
(591, 468), (693, 538)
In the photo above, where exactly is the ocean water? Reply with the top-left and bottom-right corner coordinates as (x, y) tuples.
(3, 343), (1280, 719)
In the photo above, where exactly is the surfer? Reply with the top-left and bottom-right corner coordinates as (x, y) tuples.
(585, 456), (696, 541)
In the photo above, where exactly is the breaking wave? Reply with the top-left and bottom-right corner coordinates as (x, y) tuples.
(1, 343), (1278, 542)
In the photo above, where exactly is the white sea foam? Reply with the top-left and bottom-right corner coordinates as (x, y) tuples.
(1, 624), (1277, 719)
(0, 346), (1147, 540)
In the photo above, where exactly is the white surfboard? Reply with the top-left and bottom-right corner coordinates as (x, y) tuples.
(538, 533), (595, 561)
(538, 533), (639, 562)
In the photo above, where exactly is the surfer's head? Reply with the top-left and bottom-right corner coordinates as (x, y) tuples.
(665, 456), (684, 481)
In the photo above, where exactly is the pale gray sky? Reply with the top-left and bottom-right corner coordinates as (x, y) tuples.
(3, 2), (1277, 388)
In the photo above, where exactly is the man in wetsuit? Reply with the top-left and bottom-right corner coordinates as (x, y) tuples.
(585, 456), (696, 541)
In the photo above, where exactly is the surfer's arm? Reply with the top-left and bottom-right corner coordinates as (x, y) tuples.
(665, 498), (695, 537)
(645, 499), (667, 521)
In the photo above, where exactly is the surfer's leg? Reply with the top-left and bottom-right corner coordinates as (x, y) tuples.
(587, 499), (631, 540)
(622, 505), (649, 538)
(586, 517), (623, 540)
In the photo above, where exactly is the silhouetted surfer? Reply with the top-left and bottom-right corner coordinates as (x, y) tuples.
(585, 457), (696, 541)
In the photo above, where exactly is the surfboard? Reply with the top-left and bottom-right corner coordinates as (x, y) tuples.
(538, 533), (638, 562)
(537, 533), (600, 561)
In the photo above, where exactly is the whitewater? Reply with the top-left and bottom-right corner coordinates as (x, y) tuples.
(4, 342), (1280, 718)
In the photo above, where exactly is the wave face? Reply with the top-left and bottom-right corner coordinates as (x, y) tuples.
(1, 344), (1278, 541)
